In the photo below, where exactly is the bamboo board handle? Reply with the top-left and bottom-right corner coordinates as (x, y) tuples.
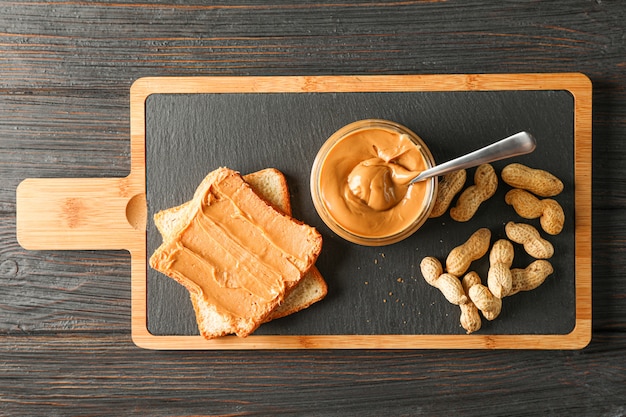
(16, 176), (146, 251)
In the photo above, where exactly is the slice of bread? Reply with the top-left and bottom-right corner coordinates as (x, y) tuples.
(153, 168), (327, 321)
(150, 167), (323, 338)
(151, 167), (326, 338)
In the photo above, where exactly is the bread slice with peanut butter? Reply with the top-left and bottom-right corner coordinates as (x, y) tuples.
(155, 168), (327, 323)
(150, 167), (324, 338)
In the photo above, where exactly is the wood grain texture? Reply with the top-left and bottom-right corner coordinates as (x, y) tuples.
(0, 333), (625, 416)
(1, 0), (625, 415)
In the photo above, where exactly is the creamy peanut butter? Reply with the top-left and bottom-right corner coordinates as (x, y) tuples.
(150, 168), (322, 327)
(313, 121), (435, 243)
(346, 138), (420, 211)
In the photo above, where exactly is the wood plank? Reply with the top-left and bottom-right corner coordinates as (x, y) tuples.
(0, 93), (130, 179)
(0, 332), (624, 416)
(0, 1), (623, 89)
(0, 220), (131, 334)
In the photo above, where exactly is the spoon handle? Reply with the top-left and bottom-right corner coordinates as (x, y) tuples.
(410, 131), (536, 184)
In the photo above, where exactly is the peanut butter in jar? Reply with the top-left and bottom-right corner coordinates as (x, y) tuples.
(310, 119), (438, 246)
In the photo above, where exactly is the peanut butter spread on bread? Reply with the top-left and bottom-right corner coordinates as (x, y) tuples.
(149, 167), (323, 338)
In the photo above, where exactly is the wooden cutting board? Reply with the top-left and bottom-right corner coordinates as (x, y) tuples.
(16, 74), (592, 350)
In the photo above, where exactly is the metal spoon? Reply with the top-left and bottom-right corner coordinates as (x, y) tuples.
(409, 131), (536, 184)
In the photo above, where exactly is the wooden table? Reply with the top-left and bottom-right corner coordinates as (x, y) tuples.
(1, 1), (624, 415)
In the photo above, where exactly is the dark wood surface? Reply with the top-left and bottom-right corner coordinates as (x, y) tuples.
(1, 1), (624, 415)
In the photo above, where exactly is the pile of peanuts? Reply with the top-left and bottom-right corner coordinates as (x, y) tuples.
(421, 163), (565, 334)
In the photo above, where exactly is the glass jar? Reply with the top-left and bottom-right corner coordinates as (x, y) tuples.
(310, 119), (438, 246)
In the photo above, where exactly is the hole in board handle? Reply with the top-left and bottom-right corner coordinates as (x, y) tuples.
(126, 193), (147, 230)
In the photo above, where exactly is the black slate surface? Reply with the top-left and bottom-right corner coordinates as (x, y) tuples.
(145, 90), (576, 337)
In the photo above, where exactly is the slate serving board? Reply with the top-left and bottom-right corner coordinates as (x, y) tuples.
(15, 74), (592, 349)
(146, 90), (575, 337)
